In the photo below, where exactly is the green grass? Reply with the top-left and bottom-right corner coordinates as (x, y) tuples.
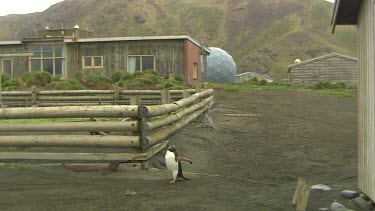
(208, 80), (357, 98)
(0, 163), (29, 169)
(314, 89), (357, 98)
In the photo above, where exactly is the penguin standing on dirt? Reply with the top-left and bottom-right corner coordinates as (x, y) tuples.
(165, 145), (192, 183)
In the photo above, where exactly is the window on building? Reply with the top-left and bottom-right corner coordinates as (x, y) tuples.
(128, 55), (155, 73)
(193, 63), (198, 79)
(2, 59), (12, 77)
(82, 56), (103, 69)
(30, 45), (65, 77)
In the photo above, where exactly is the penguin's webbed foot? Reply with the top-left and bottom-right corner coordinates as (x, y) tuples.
(169, 179), (176, 184)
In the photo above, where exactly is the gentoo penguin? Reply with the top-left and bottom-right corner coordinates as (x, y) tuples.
(165, 145), (192, 183)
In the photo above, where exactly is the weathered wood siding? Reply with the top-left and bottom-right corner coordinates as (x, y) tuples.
(289, 55), (358, 85)
(0, 44), (29, 78)
(357, 0), (375, 200)
(66, 40), (185, 79)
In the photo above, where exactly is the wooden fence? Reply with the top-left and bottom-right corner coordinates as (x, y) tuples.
(0, 84), (198, 107)
(0, 86), (213, 168)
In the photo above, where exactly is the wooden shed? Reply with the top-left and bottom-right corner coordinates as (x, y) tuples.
(288, 53), (358, 85)
(333, 0), (375, 201)
(0, 30), (210, 85)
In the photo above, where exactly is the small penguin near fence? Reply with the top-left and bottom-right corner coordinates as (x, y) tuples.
(165, 145), (193, 183)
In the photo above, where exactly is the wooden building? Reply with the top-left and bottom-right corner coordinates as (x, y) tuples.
(333, 0), (375, 201)
(0, 28), (210, 85)
(288, 53), (358, 85)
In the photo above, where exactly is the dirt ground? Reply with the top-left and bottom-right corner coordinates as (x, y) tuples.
(0, 89), (359, 211)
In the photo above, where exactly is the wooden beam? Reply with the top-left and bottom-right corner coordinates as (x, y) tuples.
(142, 96), (213, 131)
(38, 90), (114, 95)
(296, 185), (310, 211)
(37, 96), (114, 101)
(143, 106), (208, 147)
(292, 177), (311, 211)
(0, 140), (168, 161)
(0, 105), (139, 119)
(0, 135), (140, 148)
(0, 121), (139, 132)
(63, 163), (142, 171)
(292, 178), (306, 205)
(0, 152), (147, 161)
(139, 89), (213, 118)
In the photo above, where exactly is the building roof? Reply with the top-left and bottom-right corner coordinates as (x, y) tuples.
(331, 0), (362, 33)
(0, 41), (22, 45)
(64, 35), (211, 54)
(288, 53), (357, 72)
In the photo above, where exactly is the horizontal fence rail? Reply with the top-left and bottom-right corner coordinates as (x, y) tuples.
(0, 84), (198, 107)
(0, 85), (213, 165)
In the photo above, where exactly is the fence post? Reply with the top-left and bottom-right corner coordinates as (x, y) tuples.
(129, 95), (143, 152)
(182, 90), (189, 99)
(31, 86), (37, 106)
(195, 83), (201, 93)
(113, 83), (119, 104)
(130, 95), (141, 106)
(202, 82), (208, 90)
(161, 89), (170, 104)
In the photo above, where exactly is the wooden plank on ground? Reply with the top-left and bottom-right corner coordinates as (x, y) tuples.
(0, 140), (169, 162)
(63, 162), (142, 171)
(0, 152), (147, 161)
(292, 177), (311, 211)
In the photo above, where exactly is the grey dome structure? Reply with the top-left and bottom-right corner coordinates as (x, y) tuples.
(203, 47), (236, 83)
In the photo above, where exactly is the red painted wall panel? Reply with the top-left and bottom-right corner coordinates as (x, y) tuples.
(184, 40), (201, 85)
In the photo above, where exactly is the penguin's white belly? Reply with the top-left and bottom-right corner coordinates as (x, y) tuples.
(165, 151), (178, 172)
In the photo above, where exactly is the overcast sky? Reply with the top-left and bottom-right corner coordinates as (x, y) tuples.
(0, 0), (63, 16)
(0, 0), (335, 17)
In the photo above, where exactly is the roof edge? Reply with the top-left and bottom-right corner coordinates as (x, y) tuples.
(288, 53), (357, 69)
(64, 35), (211, 53)
(0, 41), (22, 45)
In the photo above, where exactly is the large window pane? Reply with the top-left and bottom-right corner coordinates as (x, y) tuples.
(128, 56), (140, 73)
(31, 46), (41, 58)
(142, 56), (154, 70)
(43, 46), (53, 57)
(84, 57), (92, 67)
(93, 57), (102, 67)
(55, 59), (64, 76)
(55, 46), (63, 57)
(43, 59), (53, 75)
(3, 59), (12, 76)
(31, 60), (41, 71)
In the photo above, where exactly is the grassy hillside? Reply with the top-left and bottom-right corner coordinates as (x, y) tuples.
(0, 0), (357, 81)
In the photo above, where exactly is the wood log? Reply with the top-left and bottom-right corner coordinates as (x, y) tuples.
(139, 104), (179, 118)
(0, 105), (139, 119)
(64, 162), (142, 171)
(38, 90), (114, 95)
(0, 91), (31, 96)
(139, 89), (213, 118)
(0, 96), (31, 101)
(0, 140), (168, 161)
(173, 89), (213, 109)
(0, 152), (147, 161)
(142, 106), (208, 147)
(37, 96), (114, 101)
(142, 96), (213, 131)
(296, 184), (311, 211)
(293, 178), (306, 205)
(36, 102), (126, 107)
(0, 121), (139, 132)
(0, 135), (140, 148)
